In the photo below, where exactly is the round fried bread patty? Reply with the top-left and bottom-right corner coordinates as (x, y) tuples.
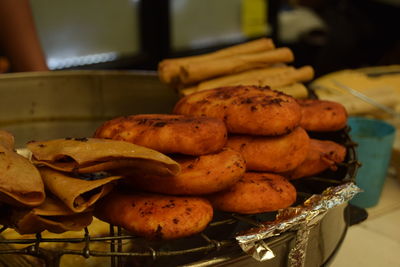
(227, 127), (310, 172)
(123, 148), (245, 195)
(207, 172), (296, 214)
(282, 139), (346, 179)
(173, 86), (302, 136)
(94, 191), (213, 240)
(298, 99), (348, 132)
(94, 114), (227, 155)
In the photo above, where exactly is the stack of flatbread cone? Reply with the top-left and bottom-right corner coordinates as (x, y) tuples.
(158, 38), (314, 98)
(0, 133), (180, 235)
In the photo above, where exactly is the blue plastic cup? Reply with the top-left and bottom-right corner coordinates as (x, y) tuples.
(348, 117), (396, 208)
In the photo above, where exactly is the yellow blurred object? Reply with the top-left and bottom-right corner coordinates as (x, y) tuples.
(1, 218), (129, 266)
(241, 0), (269, 38)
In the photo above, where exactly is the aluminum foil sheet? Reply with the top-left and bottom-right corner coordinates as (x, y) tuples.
(236, 182), (361, 266)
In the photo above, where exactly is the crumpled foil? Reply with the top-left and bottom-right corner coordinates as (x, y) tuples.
(236, 182), (361, 266)
(15, 148), (32, 160)
(240, 239), (275, 261)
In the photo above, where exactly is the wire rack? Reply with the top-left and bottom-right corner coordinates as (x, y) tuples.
(0, 215), (273, 267)
(0, 128), (359, 267)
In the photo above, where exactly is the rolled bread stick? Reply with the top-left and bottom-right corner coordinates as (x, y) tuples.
(181, 65), (295, 95)
(181, 65), (313, 95)
(214, 65), (314, 90)
(159, 38), (275, 84)
(179, 47), (294, 85)
(272, 83), (309, 99)
(196, 65), (295, 91)
(258, 65), (315, 87)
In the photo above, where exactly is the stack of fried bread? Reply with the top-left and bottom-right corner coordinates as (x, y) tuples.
(93, 88), (348, 224)
(88, 40), (349, 239)
(158, 38), (314, 99)
(93, 114), (244, 239)
(172, 85), (347, 214)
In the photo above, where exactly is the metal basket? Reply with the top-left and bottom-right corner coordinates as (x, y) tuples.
(0, 71), (359, 267)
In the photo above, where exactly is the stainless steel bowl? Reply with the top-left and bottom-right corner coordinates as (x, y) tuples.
(0, 70), (357, 267)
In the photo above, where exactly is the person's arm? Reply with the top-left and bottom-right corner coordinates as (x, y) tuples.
(0, 0), (48, 72)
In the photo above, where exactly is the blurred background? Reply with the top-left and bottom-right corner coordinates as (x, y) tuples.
(2, 0), (398, 77)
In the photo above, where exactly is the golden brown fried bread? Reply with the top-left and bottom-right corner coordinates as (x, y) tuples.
(0, 136), (45, 207)
(94, 114), (227, 156)
(94, 191), (213, 240)
(227, 127), (310, 172)
(39, 167), (122, 213)
(298, 99), (348, 132)
(27, 137), (180, 176)
(207, 172), (296, 214)
(282, 139), (346, 179)
(3, 196), (93, 234)
(173, 86), (302, 136)
(123, 148), (245, 195)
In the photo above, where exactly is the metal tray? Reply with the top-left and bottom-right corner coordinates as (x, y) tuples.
(0, 70), (358, 267)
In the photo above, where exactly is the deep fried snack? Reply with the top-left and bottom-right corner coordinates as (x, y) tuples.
(282, 139), (346, 179)
(94, 114), (227, 156)
(297, 99), (348, 132)
(227, 127), (309, 172)
(94, 191), (213, 240)
(207, 172), (296, 214)
(0, 131), (45, 207)
(123, 148), (245, 195)
(173, 85), (302, 136)
(27, 137), (180, 176)
(2, 196), (93, 234)
(39, 167), (122, 213)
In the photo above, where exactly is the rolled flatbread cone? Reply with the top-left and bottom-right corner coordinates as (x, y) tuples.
(39, 167), (122, 213)
(0, 140), (45, 207)
(4, 196), (93, 234)
(27, 137), (180, 176)
(32, 193), (84, 216)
